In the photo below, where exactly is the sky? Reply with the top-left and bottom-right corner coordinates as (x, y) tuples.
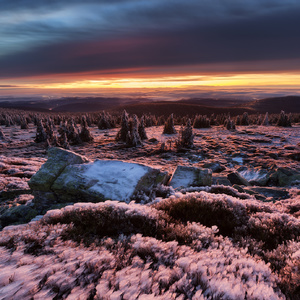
(1, 0), (300, 99)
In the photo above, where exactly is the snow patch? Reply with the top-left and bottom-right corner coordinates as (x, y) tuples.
(84, 160), (150, 201)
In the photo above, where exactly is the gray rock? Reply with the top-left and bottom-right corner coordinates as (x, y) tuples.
(51, 160), (168, 203)
(238, 168), (270, 186)
(269, 167), (300, 187)
(202, 161), (226, 173)
(0, 205), (38, 228)
(28, 147), (89, 192)
(212, 176), (232, 186)
(169, 166), (212, 189)
(244, 187), (289, 200)
(227, 172), (251, 186)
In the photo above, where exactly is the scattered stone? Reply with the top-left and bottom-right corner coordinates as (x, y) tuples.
(232, 184), (245, 193)
(202, 161), (226, 173)
(170, 166), (212, 188)
(227, 172), (251, 186)
(244, 187), (289, 200)
(212, 176), (232, 186)
(0, 205), (38, 228)
(270, 167), (300, 186)
(286, 152), (300, 161)
(239, 167), (271, 186)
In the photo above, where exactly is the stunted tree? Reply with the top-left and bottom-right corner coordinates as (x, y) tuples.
(127, 115), (142, 147)
(224, 117), (236, 130)
(261, 112), (269, 126)
(116, 111), (143, 147)
(193, 115), (210, 128)
(98, 111), (114, 130)
(116, 110), (130, 142)
(138, 115), (148, 140)
(163, 113), (177, 134)
(241, 112), (249, 126)
(177, 119), (194, 149)
(0, 127), (5, 140)
(277, 111), (291, 127)
(79, 116), (94, 143)
(35, 119), (48, 143)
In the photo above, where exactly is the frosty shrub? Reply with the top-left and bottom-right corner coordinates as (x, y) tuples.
(163, 113), (177, 134)
(247, 211), (300, 250)
(155, 191), (248, 237)
(0, 199), (285, 299)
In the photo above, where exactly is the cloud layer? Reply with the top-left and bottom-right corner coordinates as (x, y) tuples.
(1, 0), (300, 79)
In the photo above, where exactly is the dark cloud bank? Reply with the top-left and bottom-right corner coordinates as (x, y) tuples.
(1, 0), (300, 78)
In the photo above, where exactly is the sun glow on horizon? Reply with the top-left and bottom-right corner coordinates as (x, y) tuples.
(1, 72), (300, 96)
(25, 73), (300, 90)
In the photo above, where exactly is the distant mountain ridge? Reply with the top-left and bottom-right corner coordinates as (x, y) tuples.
(0, 95), (299, 116)
(241, 96), (300, 114)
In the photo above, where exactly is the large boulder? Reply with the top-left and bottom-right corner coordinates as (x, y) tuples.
(269, 167), (300, 187)
(51, 160), (168, 202)
(28, 147), (89, 192)
(169, 166), (212, 189)
(29, 148), (168, 205)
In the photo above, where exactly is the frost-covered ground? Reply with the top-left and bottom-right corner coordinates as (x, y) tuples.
(0, 122), (300, 299)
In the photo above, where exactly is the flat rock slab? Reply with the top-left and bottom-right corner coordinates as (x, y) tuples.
(244, 187), (289, 200)
(169, 166), (212, 189)
(52, 160), (168, 202)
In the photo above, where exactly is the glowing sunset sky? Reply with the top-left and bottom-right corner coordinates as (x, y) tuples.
(1, 0), (300, 97)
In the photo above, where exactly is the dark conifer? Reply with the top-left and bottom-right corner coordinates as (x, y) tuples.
(163, 114), (177, 134)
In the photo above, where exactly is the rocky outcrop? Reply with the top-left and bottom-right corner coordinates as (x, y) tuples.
(169, 166), (212, 189)
(29, 148), (168, 207)
(28, 147), (89, 192)
(51, 160), (168, 202)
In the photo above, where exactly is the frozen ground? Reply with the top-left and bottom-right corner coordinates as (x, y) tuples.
(0, 122), (299, 299)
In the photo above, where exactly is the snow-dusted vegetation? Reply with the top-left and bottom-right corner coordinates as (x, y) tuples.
(0, 108), (299, 299)
(2, 192), (300, 299)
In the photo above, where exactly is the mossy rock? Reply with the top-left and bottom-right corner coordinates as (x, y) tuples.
(169, 166), (212, 189)
(0, 205), (38, 228)
(28, 147), (89, 192)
